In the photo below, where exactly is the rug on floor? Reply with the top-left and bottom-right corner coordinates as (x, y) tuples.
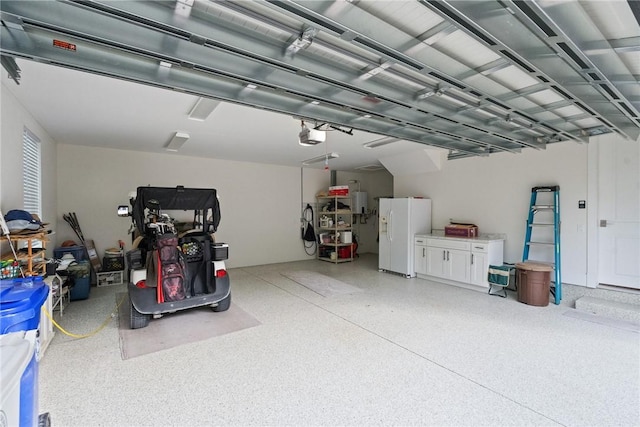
(281, 270), (362, 297)
(117, 293), (261, 359)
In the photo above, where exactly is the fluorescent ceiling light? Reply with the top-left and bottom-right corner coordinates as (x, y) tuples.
(363, 137), (399, 149)
(166, 132), (189, 152)
(355, 164), (385, 171)
(302, 152), (339, 165)
(159, 61), (172, 68)
(188, 97), (220, 121)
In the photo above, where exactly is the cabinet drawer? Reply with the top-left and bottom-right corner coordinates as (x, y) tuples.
(426, 238), (470, 251)
(471, 243), (488, 253)
(415, 237), (427, 245)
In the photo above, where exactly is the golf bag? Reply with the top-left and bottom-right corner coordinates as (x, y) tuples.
(156, 233), (186, 302)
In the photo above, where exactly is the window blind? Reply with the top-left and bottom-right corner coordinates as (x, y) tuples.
(23, 127), (41, 217)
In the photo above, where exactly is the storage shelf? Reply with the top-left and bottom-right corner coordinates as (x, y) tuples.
(1, 232), (48, 277)
(317, 194), (354, 264)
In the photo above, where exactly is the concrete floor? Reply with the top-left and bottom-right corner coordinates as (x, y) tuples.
(39, 254), (639, 426)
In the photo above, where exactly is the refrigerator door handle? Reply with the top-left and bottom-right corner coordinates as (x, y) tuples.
(388, 210), (393, 241)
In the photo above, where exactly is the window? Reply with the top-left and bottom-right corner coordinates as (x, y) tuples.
(23, 127), (41, 217)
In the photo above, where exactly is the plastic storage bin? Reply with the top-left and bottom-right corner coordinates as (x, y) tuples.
(0, 277), (49, 427)
(516, 261), (552, 306)
(67, 261), (91, 301)
(54, 245), (86, 261)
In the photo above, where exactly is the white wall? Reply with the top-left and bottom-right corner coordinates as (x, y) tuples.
(394, 142), (588, 286)
(1, 83), (58, 256)
(55, 144), (347, 268)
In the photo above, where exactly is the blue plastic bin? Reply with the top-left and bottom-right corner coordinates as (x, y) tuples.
(69, 277), (91, 301)
(0, 277), (49, 427)
(67, 261), (91, 301)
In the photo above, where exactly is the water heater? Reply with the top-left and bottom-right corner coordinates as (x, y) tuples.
(352, 192), (368, 214)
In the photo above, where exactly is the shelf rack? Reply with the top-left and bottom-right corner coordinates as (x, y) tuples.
(316, 196), (355, 264)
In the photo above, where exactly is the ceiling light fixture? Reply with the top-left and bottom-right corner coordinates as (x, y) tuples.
(302, 152), (339, 165)
(165, 131), (190, 152)
(188, 97), (220, 121)
(285, 26), (318, 56)
(363, 137), (400, 149)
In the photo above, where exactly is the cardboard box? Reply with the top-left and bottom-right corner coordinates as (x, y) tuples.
(84, 239), (102, 272)
(329, 185), (349, 196)
(445, 224), (478, 238)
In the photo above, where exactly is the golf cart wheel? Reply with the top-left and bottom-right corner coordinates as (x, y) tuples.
(130, 300), (150, 329)
(212, 293), (231, 312)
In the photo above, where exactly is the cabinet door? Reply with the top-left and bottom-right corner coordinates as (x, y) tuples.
(470, 251), (488, 287)
(447, 249), (471, 283)
(414, 244), (427, 275)
(426, 247), (446, 278)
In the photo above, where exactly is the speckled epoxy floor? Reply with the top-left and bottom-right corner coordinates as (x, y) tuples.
(38, 254), (639, 426)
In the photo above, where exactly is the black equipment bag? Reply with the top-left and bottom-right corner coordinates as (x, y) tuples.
(180, 232), (214, 295)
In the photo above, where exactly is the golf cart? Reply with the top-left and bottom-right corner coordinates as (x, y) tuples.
(119, 186), (230, 329)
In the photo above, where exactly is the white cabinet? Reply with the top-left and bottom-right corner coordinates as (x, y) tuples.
(425, 238), (471, 282)
(425, 246), (444, 277)
(417, 235), (504, 291)
(414, 237), (428, 275)
(447, 249), (471, 283)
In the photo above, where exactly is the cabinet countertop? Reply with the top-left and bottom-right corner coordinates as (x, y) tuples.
(416, 231), (505, 243)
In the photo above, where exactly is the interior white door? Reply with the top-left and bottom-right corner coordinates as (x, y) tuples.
(598, 137), (640, 289)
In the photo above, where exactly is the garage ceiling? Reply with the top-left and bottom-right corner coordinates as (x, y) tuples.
(1, 0), (638, 170)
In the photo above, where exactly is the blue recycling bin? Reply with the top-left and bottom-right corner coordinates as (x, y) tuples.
(0, 277), (49, 427)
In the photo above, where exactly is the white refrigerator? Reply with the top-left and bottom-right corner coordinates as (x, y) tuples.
(379, 198), (432, 277)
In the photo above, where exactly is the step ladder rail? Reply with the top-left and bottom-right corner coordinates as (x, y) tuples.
(522, 189), (538, 262)
(553, 188), (562, 303)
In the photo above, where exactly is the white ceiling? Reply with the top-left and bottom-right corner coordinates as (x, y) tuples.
(3, 58), (427, 171)
(1, 0), (638, 171)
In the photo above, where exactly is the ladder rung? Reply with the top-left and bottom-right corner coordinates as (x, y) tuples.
(529, 223), (555, 227)
(532, 186), (559, 192)
(532, 205), (555, 209)
(526, 242), (555, 246)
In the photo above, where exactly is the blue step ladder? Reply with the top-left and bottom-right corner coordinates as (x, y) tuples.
(522, 186), (562, 304)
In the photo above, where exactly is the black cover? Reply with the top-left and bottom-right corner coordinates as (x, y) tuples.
(132, 186), (221, 234)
